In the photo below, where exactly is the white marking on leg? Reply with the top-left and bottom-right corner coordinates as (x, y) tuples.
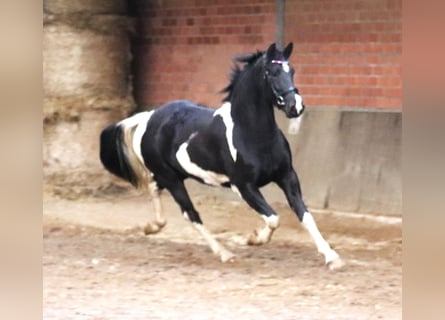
(193, 223), (235, 262)
(248, 214), (279, 245)
(264, 214), (280, 229)
(144, 181), (166, 234)
(119, 111), (155, 164)
(294, 93), (304, 115)
(302, 211), (340, 264)
(176, 141), (230, 186)
(213, 102), (237, 162)
(149, 182), (165, 225)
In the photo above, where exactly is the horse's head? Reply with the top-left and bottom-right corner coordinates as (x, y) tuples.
(264, 42), (305, 118)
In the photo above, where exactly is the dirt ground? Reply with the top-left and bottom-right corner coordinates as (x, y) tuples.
(43, 179), (401, 320)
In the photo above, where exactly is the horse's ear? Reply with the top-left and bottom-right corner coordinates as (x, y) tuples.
(266, 43), (276, 60)
(283, 42), (293, 59)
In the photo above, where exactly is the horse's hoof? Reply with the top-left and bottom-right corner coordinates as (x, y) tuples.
(327, 257), (345, 271)
(220, 250), (236, 263)
(246, 235), (261, 246)
(157, 219), (167, 228)
(143, 221), (166, 235)
(246, 229), (267, 246)
(143, 224), (159, 235)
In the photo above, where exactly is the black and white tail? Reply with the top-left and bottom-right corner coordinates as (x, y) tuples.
(99, 111), (154, 189)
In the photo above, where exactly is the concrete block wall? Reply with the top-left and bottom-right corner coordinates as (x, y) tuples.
(277, 109), (401, 215)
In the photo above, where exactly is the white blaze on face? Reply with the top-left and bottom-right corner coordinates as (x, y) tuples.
(214, 102), (237, 162)
(294, 93), (304, 114)
(282, 62), (290, 73)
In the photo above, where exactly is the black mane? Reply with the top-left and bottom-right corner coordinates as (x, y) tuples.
(221, 50), (265, 102)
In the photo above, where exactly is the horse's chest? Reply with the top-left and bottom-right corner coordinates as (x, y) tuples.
(236, 145), (287, 183)
(257, 152), (284, 175)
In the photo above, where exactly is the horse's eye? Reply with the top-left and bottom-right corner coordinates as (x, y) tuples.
(272, 68), (281, 76)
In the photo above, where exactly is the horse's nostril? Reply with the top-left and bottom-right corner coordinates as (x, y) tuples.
(287, 106), (298, 117)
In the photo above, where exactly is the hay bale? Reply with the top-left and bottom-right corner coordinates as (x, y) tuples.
(43, 1), (136, 185)
(43, 22), (131, 99)
(44, 0), (127, 15)
(43, 108), (127, 177)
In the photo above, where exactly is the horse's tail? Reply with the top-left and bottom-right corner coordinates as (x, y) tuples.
(99, 112), (153, 190)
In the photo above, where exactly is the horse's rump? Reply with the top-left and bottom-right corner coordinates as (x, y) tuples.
(100, 112), (153, 189)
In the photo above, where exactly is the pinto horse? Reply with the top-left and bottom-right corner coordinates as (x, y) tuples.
(100, 43), (343, 269)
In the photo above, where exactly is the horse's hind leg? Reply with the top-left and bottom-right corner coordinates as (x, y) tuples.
(167, 181), (235, 263)
(143, 181), (167, 235)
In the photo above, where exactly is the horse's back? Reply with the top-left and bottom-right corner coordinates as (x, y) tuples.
(146, 100), (213, 143)
(150, 100), (213, 130)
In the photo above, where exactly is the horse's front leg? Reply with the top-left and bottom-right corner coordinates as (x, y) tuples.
(235, 183), (280, 245)
(277, 170), (344, 270)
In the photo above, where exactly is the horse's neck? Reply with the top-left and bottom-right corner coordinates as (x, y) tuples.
(233, 102), (277, 132)
(230, 72), (278, 137)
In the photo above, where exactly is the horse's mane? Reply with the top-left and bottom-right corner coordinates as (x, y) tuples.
(221, 50), (265, 102)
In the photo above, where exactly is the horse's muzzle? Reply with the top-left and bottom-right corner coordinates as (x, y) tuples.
(284, 102), (305, 118)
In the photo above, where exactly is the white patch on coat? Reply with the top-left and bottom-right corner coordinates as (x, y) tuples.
(294, 93), (304, 114)
(213, 102), (237, 162)
(230, 185), (242, 198)
(119, 111), (154, 163)
(176, 140), (230, 186)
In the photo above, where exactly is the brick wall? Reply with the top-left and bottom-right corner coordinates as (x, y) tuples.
(285, 0), (402, 109)
(133, 0), (401, 109)
(132, 0), (276, 107)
